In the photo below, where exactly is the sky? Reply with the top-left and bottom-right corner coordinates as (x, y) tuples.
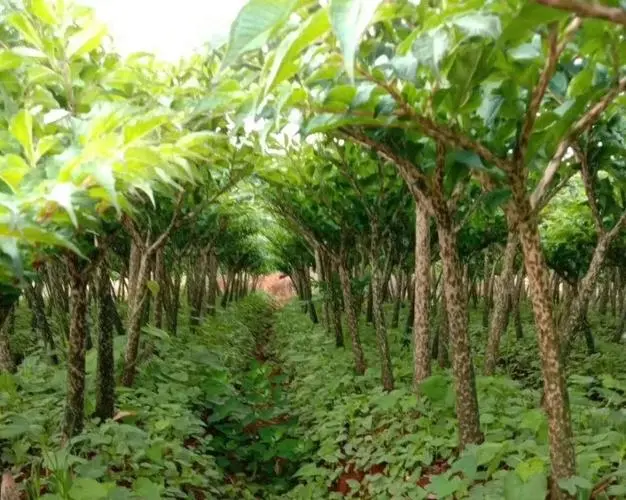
(81, 0), (247, 60)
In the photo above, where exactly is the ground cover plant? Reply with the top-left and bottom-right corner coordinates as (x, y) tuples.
(1, 0), (626, 498)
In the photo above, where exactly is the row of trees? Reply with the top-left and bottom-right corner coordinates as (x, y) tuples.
(0, 0), (267, 447)
(224, 0), (626, 497)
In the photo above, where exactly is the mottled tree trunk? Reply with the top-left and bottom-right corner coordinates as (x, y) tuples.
(206, 250), (218, 317)
(512, 180), (576, 496)
(95, 260), (115, 422)
(121, 252), (150, 387)
(391, 271), (403, 329)
(512, 269), (525, 340)
(63, 254), (91, 440)
(0, 306), (15, 374)
(371, 260), (394, 391)
(403, 277), (415, 347)
(338, 259), (366, 375)
(413, 201), (431, 388)
(365, 282), (373, 324)
(484, 233), (518, 375)
(434, 210), (483, 448)
(24, 282), (58, 364)
(154, 248), (165, 329)
(329, 263), (344, 348)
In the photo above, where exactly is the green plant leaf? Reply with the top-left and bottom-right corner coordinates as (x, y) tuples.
(263, 8), (330, 95)
(7, 12), (43, 49)
(31, 0), (58, 25)
(9, 110), (35, 166)
(68, 478), (108, 500)
(329, 0), (384, 81)
(66, 20), (107, 58)
(224, 0), (298, 67)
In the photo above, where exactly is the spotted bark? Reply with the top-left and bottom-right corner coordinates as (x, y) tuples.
(95, 259), (115, 422)
(338, 260), (366, 375)
(511, 173), (576, 497)
(24, 282), (58, 364)
(62, 254), (90, 440)
(484, 232), (518, 375)
(413, 200), (431, 388)
(434, 211), (483, 447)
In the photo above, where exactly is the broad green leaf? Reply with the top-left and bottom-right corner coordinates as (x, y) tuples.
(123, 115), (168, 144)
(224, 0), (298, 67)
(419, 374), (450, 403)
(0, 154), (30, 191)
(451, 13), (501, 40)
(31, 0), (58, 25)
(69, 478), (108, 500)
(568, 67), (594, 98)
(132, 478), (161, 499)
(66, 20), (107, 58)
(87, 162), (119, 212)
(0, 50), (24, 71)
(263, 9), (330, 95)
(7, 12), (44, 49)
(329, 0), (384, 80)
(0, 223), (82, 255)
(9, 110), (35, 166)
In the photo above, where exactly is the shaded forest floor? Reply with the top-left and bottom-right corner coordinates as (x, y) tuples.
(1, 295), (626, 499)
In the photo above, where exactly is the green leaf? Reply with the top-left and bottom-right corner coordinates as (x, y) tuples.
(10, 110), (35, 166)
(428, 475), (462, 498)
(224, 0), (298, 67)
(66, 21), (107, 58)
(68, 478), (108, 500)
(568, 67), (594, 98)
(329, 0), (384, 81)
(558, 476), (593, 495)
(146, 279), (160, 296)
(0, 50), (24, 71)
(132, 478), (161, 499)
(419, 374), (450, 403)
(31, 0), (59, 25)
(263, 8), (331, 95)
(7, 12), (43, 49)
(123, 115), (168, 144)
(0, 154), (30, 191)
(451, 14), (501, 39)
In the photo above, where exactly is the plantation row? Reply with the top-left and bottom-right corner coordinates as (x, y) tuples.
(1, 0), (626, 499)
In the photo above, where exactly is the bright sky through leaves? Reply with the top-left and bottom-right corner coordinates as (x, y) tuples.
(82, 0), (247, 60)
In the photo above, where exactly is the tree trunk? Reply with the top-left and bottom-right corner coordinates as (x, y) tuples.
(484, 233), (518, 375)
(24, 282), (58, 364)
(329, 264), (344, 348)
(482, 252), (491, 328)
(413, 201), (431, 388)
(403, 277), (415, 347)
(95, 259), (115, 422)
(121, 252), (150, 387)
(434, 211), (483, 448)
(206, 250), (218, 317)
(613, 298), (626, 342)
(338, 259), (366, 375)
(365, 282), (374, 324)
(371, 257), (394, 391)
(512, 269), (525, 340)
(62, 254), (91, 440)
(154, 248), (165, 329)
(0, 307), (15, 374)
(391, 271), (402, 329)
(512, 185), (576, 496)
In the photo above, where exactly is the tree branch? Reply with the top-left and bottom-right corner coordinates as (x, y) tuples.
(530, 76), (626, 208)
(358, 69), (510, 172)
(536, 0), (626, 26)
(338, 127), (432, 213)
(516, 19), (581, 166)
(576, 144), (604, 236)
